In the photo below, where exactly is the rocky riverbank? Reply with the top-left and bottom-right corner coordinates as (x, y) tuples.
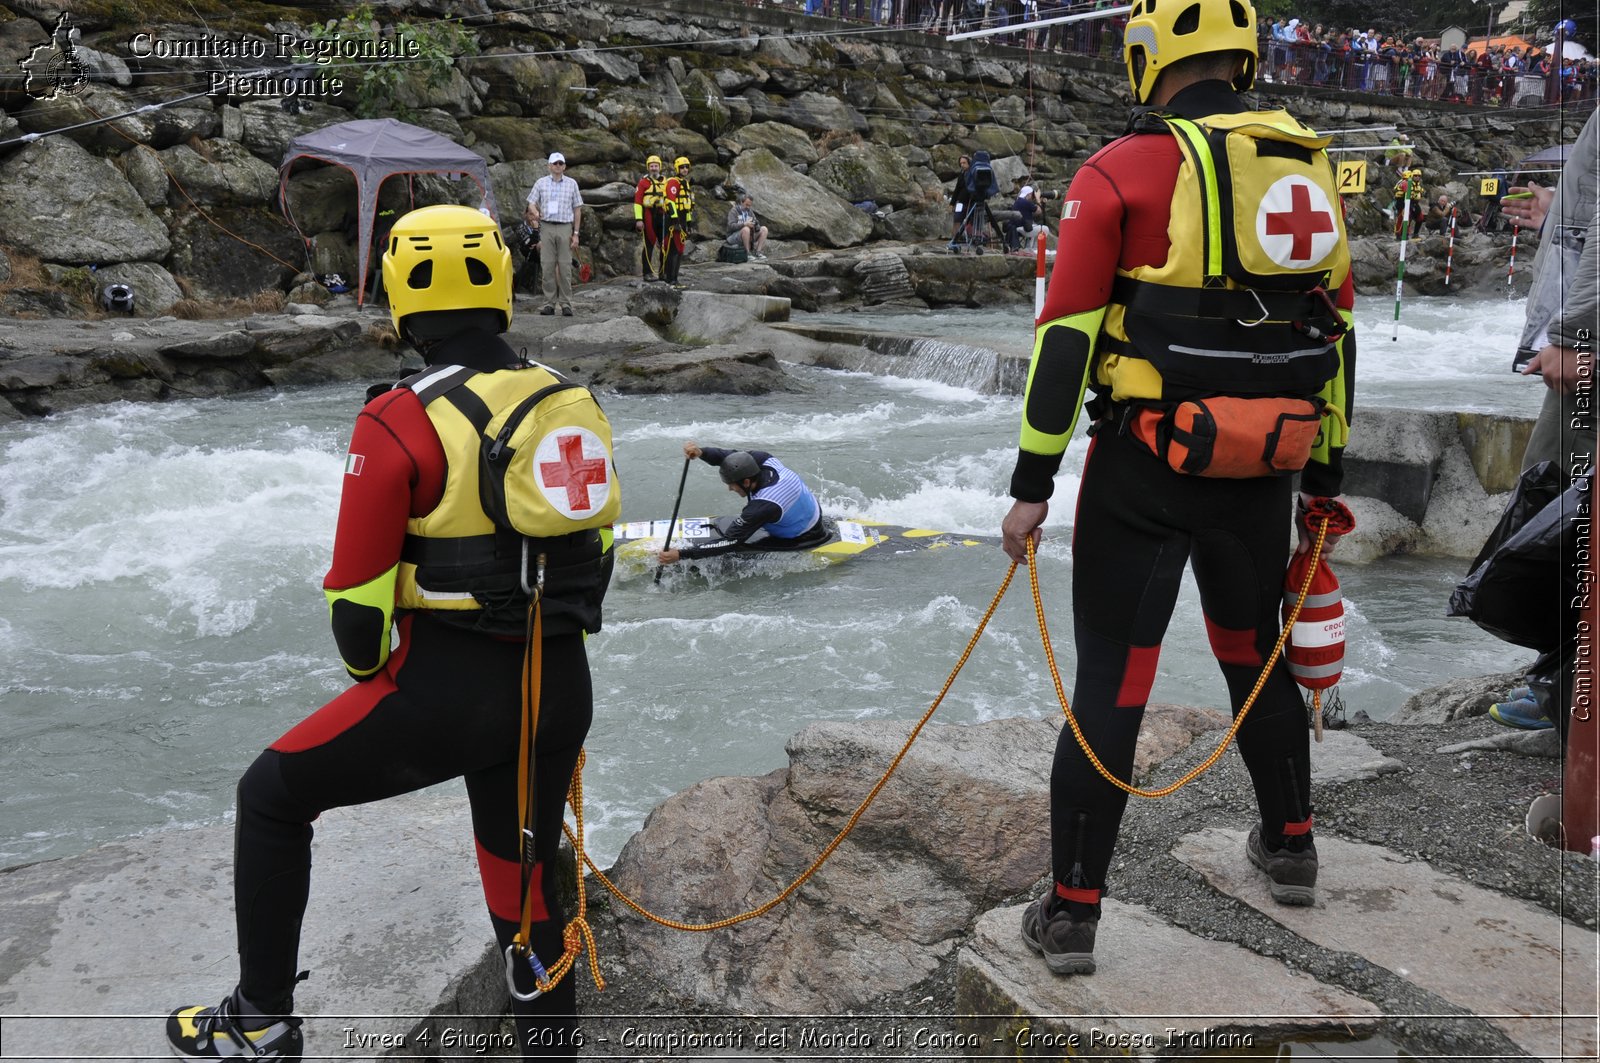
(2, 671), (1592, 1060)
(573, 679), (1596, 1062)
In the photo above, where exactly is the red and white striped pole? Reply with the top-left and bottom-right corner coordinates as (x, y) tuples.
(1443, 208), (1457, 287)
(1507, 220), (1520, 295)
(1034, 227), (1048, 319)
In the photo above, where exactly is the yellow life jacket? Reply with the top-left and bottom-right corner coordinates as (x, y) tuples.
(637, 174), (666, 214)
(396, 361), (620, 634)
(1100, 108), (1351, 404)
(665, 175), (694, 225)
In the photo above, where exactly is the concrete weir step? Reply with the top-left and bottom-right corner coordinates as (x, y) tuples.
(1173, 827), (1598, 1063)
(0, 790), (505, 1061)
(956, 901), (1382, 1058)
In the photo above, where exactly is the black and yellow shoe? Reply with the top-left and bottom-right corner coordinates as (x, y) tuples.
(167, 995), (303, 1060)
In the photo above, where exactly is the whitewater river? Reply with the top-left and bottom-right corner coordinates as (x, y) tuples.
(0, 295), (1539, 869)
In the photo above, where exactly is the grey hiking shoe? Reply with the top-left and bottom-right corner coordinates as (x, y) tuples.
(1020, 894), (1097, 975)
(1247, 825), (1317, 906)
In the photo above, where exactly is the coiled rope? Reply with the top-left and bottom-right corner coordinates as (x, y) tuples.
(533, 513), (1330, 988)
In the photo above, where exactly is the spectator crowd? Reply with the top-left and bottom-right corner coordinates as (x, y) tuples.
(1257, 19), (1598, 106)
(755, 0), (1598, 107)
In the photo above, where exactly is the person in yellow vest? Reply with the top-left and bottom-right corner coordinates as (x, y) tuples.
(633, 153), (668, 282)
(1391, 168), (1425, 240)
(166, 204), (618, 1062)
(662, 155), (696, 288)
(1000, 0), (1357, 975)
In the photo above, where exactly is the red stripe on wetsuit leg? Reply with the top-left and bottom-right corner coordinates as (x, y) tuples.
(1055, 884), (1101, 904)
(1282, 817), (1314, 836)
(1204, 615), (1262, 667)
(1114, 643), (1161, 708)
(476, 841), (548, 924)
(270, 616), (413, 754)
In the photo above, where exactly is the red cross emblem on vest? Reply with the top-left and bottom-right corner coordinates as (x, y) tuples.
(1256, 177), (1337, 268)
(538, 431), (609, 512)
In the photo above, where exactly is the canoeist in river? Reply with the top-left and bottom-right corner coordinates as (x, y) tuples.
(656, 441), (827, 563)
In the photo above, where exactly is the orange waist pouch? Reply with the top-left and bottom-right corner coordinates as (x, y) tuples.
(1128, 396), (1323, 479)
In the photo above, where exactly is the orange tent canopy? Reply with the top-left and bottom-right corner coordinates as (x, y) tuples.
(1465, 32), (1543, 55)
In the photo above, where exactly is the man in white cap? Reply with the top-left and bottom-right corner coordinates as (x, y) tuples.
(524, 151), (584, 316)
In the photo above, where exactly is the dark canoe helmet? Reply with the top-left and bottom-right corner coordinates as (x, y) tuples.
(100, 283), (134, 313)
(718, 451), (762, 485)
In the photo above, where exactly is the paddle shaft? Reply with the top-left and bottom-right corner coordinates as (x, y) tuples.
(654, 456), (693, 584)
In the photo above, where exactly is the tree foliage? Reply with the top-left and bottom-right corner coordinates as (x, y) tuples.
(297, 5), (477, 121)
(1524, 0), (1596, 50)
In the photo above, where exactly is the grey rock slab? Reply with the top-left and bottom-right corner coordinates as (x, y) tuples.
(0, 790), (504, 1060)
(1436, 727), (1564, 758)
(1391, 669), (1526, 724)
(669, 292), (789, 344)
(157, 330), (256, 360)
(1308, 729), (1406, 784)
(956, 902), (1380, 1060)
(547, 314), (663, 349)
(1173, 827), (1598, 1063)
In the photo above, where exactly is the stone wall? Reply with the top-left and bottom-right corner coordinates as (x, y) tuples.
(0, 0), (1584, 315)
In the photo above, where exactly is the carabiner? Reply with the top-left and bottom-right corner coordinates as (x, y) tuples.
(504, 943), (548, 1002)
(519, 542), (547, 599)
(1235, 288), (1270, 328)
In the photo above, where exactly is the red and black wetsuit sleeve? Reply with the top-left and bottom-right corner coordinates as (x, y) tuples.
(1011, 137), (1156, 502)
(322, 388), (445, 679)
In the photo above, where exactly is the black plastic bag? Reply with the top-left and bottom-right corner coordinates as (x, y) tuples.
(1449, 461), (1585, 651)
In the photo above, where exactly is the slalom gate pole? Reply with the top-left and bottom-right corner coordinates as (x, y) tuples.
(1034, 228), (1048, 319)
(1507, 219), (1520, 296)
(654, 456), (692, 585)
(1391, 175), (1414, 342)
(1444, 208), (1457, 287)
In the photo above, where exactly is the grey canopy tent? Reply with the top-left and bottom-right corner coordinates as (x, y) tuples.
(1516, 144), (1571, 169)
(277, 118), (500, 307)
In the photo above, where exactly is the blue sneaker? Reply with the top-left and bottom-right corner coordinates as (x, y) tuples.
(1489, 693), (1553, 730)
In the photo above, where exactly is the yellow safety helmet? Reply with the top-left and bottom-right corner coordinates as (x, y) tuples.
(674, 156), (691, 170)
(646, 154), (662, 168)
(382, 204), (513, 339)
(1123, 0), (1257, 104)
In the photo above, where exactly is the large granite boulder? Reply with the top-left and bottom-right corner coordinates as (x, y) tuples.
(777, 91), (870, 137)
(809, 142), (919, 209)
(166, 206), (301, 300)
(716, 121), (819, 166)
(0, 137), (170, 264)
(903, 251), (1033, 309)
(91, 261), (185, 316)
(681, 69), (732, 141)
(157, 140), (278, 208)
(546, 126), (632, 166)
(728, 149), (872, 248)
(570, 46), (641, 84)
(0, 16), (48, 111)
(14, 84), (152, 151)
(281, 164), (359, 234)
(463, 116), (546, 163)
(392, 65), (481, 118)
(609, 709), (1226, 1012)
(488, 52), (586, 118)
(114, 145), (170, 207)
(237, 100), (328, 161)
